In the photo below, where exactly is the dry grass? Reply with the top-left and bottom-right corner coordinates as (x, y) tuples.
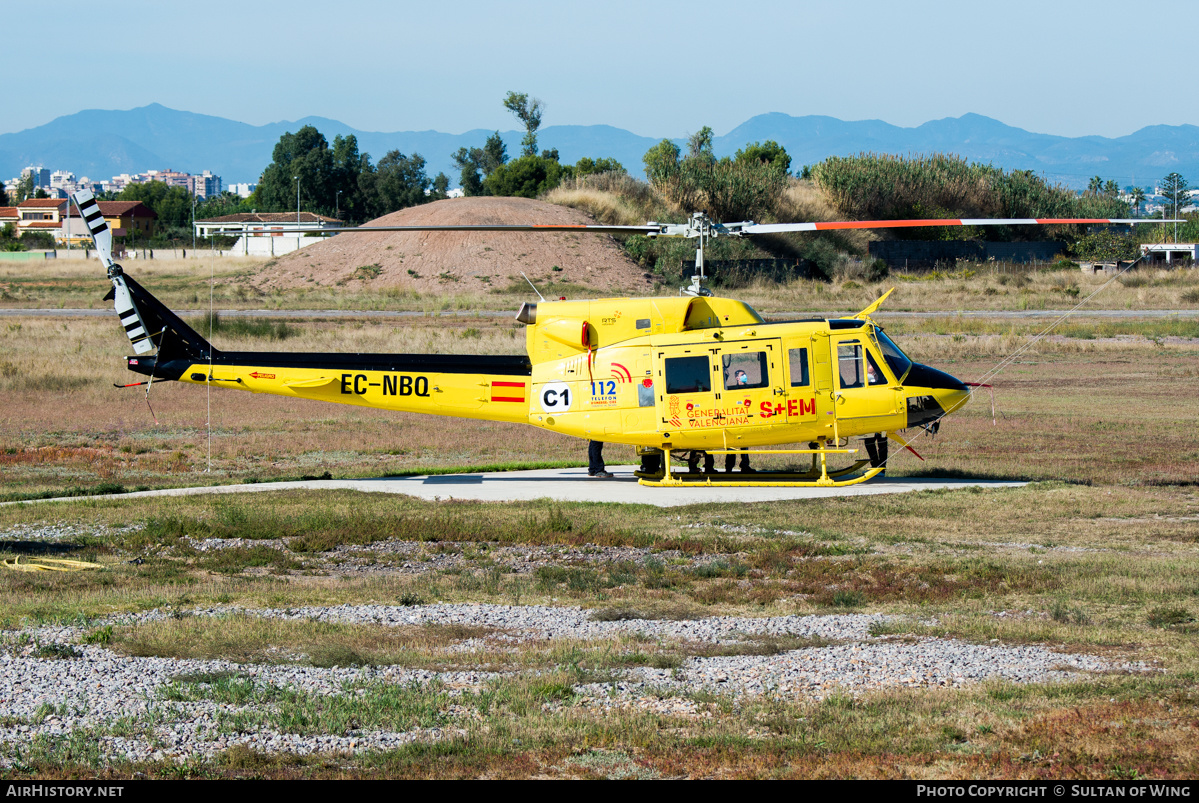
(769, 179), (873, 254)
(738, 265), (1199, 313)
(4, 309), (1197, 497)
(5, 274), (1199, 778)
(0, 314), (584, 498)
(543, 172), (669, 227)
(114, 615), (496, 666)
(7, 247), (1199, 316)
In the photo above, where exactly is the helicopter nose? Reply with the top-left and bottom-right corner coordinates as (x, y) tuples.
(902, 363), (970, 428)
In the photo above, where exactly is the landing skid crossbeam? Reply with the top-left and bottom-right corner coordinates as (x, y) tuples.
(636, 448), (885, 488)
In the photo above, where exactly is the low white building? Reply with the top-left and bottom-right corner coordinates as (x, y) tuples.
(195, 211), (342, 256)
(1140, 243), (1198, 265)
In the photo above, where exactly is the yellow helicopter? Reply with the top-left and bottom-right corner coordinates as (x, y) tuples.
(71, 190), (1146, 487)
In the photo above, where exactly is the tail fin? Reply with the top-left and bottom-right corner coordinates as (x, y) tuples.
(72, 190), (214, 365)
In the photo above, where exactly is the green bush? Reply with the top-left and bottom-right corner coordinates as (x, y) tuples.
(812, 153), (1130, 238)
(1069, 231), (1139, 261)
(484, 155), (568, 198)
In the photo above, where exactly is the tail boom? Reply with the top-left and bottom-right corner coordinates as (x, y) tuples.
(136, 351), (533, 424)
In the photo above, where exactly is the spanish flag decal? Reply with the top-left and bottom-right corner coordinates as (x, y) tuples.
(491, 381), (526, 403)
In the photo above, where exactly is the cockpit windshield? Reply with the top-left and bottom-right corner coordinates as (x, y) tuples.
(873, 327), (912, 382)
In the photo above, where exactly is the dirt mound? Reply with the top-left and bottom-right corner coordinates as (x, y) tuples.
(256, 196), (654, 295)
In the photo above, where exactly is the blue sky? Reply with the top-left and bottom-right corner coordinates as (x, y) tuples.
(8, 0), (1195, 139)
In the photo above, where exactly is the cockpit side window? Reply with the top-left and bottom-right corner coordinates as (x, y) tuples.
(874, 328), (913, 382)
(866, 351), (886, 385)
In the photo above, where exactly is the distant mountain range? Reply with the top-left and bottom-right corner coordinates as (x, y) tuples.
(3, 103), (1198, 192)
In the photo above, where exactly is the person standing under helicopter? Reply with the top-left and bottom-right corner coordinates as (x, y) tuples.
(588, 440), (613, 478)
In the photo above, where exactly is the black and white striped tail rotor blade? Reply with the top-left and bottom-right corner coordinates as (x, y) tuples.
(71, 190), (115, 269)
(71, 190), (154, 355)
(112, 278), (155, 355)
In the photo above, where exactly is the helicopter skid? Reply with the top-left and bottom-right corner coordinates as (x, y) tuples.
(635, 448), (885, 487)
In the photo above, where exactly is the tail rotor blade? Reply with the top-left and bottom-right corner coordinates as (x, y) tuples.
(112, 276), (155, 355)
(71, 190), (115, 270)
(72, 190), (155, 355)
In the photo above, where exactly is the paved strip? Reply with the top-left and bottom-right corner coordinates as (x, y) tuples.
(7, 466), (1026, 509)
(2, 307), (1198, 320)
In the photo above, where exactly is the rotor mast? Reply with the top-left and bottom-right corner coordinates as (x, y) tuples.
(650, 213), (756, 297)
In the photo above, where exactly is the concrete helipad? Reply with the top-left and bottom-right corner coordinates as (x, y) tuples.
(13, 466), (1026, 508)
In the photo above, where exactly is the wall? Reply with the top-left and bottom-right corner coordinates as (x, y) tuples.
(868, 240), (1067, 267)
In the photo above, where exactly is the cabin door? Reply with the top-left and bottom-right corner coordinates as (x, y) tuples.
(830, 335), (900, 420)
(711, 339), (784, 428)
(654, 345), (719, 437)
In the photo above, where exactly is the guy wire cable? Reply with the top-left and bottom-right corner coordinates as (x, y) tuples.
(882, 224), (1178, 467)
(207, 233), (214, 473)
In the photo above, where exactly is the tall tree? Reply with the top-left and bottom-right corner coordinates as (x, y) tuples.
(13, 172), (34, 202)
(361, 151), (433, 218)
(0, 184), (7, 206)
(642, 139), (681, 184)
(1131, 187), (1147, 216)
(504, 92), (544, 157)
(257, 126), (335, 214)
(331, 134), (370, 222)
(430, 173), (450, 200)
(14, 173), (34, 203)
(687, 126), (715, 160)
(1160, 172), (1190, 218)
(118, 181), (192, 228)
(452, 131), (508, 196)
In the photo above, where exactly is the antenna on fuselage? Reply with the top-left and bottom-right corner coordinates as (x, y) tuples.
(521, 271), (546, 302)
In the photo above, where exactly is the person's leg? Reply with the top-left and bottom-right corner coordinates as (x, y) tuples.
(588, 440), (610, 476)
(864, 436), (879, 466)
(639, 449), (662, 474)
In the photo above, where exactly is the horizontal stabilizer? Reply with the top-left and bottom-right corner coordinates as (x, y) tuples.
(284, 376), (337, 388)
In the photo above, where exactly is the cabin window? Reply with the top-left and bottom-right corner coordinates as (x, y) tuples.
(722, 351), (769, 390)
(664, 356), (711, 394)
(788, 347), (810, 387)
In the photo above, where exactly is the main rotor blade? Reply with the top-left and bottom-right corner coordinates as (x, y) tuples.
(206, 223), (664, 235)
(743, 218), (1177, 234)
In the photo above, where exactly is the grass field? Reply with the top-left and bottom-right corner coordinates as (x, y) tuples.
(1, 263), (1198, 779)
(4, 254), (1199, 312)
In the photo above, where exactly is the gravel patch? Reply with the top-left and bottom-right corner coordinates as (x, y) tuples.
(0, 603), (1152, 766)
